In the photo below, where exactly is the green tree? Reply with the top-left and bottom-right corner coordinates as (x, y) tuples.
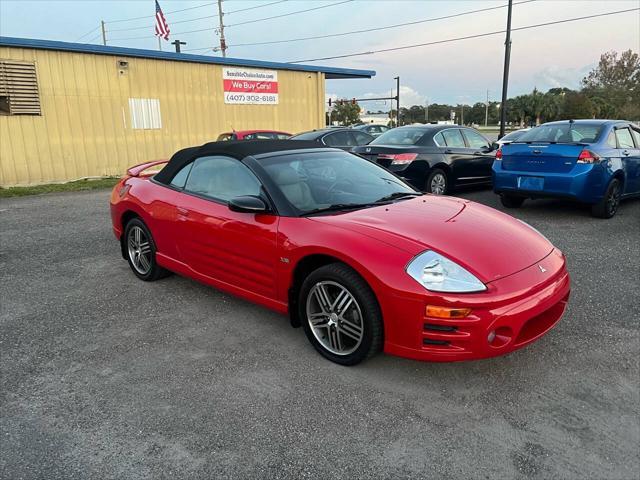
(581, 49), (640, 120)
(562, 91), (595, 119)
(330, 102), (361, 125)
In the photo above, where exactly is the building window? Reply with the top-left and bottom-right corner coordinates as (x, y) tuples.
(128, 98), (162, 129)
(0, 59), (42, 116)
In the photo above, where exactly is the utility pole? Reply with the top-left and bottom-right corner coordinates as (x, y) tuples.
(100, 20), (107, 45)
(393, 76), (400, 127)
(460, 104), (464, 125)
(172, 40), (186, 53)
(499, 0), (513, 139)
(484, 89), (489, 127)
(217, 0), (227, 57)
(425, 99), (429, 123)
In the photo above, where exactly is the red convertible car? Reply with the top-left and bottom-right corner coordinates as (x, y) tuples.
(110, 141), (570, 365)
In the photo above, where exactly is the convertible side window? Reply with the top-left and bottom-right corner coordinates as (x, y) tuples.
(169, 163), (193, 189)
(184, 155), (261, 202)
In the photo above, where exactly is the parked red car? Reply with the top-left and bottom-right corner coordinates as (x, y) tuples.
(217, 130), (291, 141)
(110, 141), (570, 365)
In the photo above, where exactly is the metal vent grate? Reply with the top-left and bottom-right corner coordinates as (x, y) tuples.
(0, 59), (41, 115)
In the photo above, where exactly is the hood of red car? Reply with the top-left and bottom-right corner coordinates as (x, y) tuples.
(309, 196), (554, 283)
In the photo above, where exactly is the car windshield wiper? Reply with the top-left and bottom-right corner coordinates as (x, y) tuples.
(302, 202), (388, 216)
(375, 191), (423, 203)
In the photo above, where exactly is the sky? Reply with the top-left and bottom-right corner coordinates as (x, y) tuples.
(1, 0), (639, 110)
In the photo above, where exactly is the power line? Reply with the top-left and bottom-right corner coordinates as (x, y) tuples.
(226, 0), (354, 27)
(86, 33), (103, 44)
(74, 25), (101, 42)
(107, 0), (289, 33)
(290, 7), (640, 63)
(109, 0), (351, 42)
(173, 0), (535, 55)
(228, 0), (536, 48)
(227, 0), (288, 15)
(106, 2), (216, 24)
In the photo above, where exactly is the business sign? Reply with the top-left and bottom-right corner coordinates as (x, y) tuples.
(223, 67), (278, 105)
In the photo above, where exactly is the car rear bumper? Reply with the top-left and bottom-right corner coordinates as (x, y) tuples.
(492, 162), (605, 203)
(381, 249), (571, 362)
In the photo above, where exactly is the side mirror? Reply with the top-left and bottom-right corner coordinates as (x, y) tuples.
(490, 142), (499, 151)
(228, 195), (269, 214)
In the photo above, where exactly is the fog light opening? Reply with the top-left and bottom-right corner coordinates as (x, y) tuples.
(488, 326), (513, 348)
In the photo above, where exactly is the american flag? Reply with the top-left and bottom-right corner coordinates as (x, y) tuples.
(154, 0), (170, 41)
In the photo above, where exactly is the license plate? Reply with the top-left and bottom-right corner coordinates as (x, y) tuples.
(517, 176), (544, 190)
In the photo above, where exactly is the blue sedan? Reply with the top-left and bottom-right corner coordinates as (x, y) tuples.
(492, 120), (640, 218)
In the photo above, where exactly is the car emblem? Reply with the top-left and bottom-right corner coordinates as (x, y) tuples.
(532, 149), (542, 154)
(538, 265), (546, 273)
(365, 147), (371, 152)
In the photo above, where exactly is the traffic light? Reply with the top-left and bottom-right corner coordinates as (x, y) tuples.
(352, 98), (356, 105)
(328, 98), (332, 107)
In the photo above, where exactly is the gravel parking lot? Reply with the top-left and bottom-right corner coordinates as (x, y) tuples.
(1, 188), (638, 479)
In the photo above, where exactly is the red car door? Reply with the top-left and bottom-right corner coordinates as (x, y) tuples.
(175, 155), (279, 301)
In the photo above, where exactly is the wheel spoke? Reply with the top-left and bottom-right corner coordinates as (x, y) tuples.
(139, 242), (151, 254)
(331, 289), (350, 313)
(340, 318), (362, 338)
(139, 253), (150, 270)
(313, 284), (332, 313)
(309, 312), (328, 326)
(338, 325), (360, 342)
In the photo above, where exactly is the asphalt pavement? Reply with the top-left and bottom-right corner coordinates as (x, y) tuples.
(1, 188), (638, 479)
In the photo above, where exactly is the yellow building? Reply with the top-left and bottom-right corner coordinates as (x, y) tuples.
(0, 37), (374, 186)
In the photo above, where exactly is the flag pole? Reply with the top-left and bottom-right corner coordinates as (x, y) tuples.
(158, 37), (162, 51)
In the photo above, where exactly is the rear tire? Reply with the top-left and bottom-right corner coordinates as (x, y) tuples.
(500, 193), (526, 208)
(591, 178), (621, 219)
(426, 168), (449, 195)
(298, 263), (383, 366)
(123, 218), (170, 281)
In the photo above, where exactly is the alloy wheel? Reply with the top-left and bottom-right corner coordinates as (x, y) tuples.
(306, 281), (364, 356)
(127, 225), (152, 275)
(607, 182), (621, 216)
(430, 173), (447, 195)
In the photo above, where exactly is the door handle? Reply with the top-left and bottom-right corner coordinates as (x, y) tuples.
(473, 151), (483, 155)
(622, 150), (630, 156)
(444, 149), (453, 153)
(177, 206), (189, 216)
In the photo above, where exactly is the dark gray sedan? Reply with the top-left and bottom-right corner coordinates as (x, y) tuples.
(290, 128), (373, 151)
(352, 125), (497, 194)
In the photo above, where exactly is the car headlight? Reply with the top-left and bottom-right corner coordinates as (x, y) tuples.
(406, 251), (487, 293)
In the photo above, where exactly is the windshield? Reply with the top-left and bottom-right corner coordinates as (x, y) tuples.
(371, 128), (426, 145)
(501, 129), (528, 142)
(262, 151), (417, 214)
(517, 124), (603, 144)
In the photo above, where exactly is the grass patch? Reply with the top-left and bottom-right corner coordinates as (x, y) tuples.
(0, 177), (120, 198)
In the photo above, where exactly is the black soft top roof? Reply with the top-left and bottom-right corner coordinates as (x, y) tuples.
(154, 140), (322, 184)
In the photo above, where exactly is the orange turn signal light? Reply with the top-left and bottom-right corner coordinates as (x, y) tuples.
(425, 305), (472, 319)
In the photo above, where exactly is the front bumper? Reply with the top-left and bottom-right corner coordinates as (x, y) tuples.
(382, 249), (570, 362)
(492, 162), (605, 203)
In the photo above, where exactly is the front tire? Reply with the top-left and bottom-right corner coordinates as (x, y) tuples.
(591, 178), (621, 219)
(299, 263), (383, 366)
(426, 168), (449, 195)
(500, 193), (526, 208)
(123, 218), (170, 281)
